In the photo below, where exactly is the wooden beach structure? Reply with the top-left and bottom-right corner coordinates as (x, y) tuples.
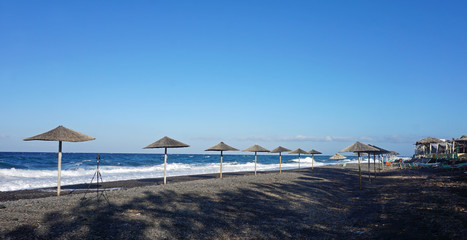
(205, 142), (239, 179)
(330, 153), (346, 160)
(289, 148), (308, 169)
(243, 144), (270, 176)
(24, 126), (95, 196)
(307, 149), (322, 170)
(270, 146), (291, 173)
(368, 144), (390, 178)
(143, 136), (189, 185)
(453, 135), (467, 160)
(414, 136), (467, 161)
(340, 142), (379, 189)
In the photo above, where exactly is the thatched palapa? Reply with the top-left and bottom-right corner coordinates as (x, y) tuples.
(416, 137), (443, 145)
(307, 149), (322, 170)
(144, 136), (189, 149)
(289, 148), (308, 169)
(339, 141), (379, 153)
(340, 141), (378, 189)
(143, 136), (189, 185)
(270, 146), (291, 173)
(206, 142), (239, 152)
(243, 144), (270, 176)
(24, 126), (95, 196)
(330, 153), (346, 159)
(24, 125), (95, 142)
(205, 142), (239, 179)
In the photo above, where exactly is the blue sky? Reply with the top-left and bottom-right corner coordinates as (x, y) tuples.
(1, 1), (466, 155)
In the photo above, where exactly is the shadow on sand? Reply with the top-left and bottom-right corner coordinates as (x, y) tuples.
(3, 166), (465, 239)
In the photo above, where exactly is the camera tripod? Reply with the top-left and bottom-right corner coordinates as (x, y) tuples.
(82, 154), (109, 204)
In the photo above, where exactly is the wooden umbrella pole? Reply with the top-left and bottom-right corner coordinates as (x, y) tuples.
(57, 141), (62, 196)
(373, 153), (376, 178)
(254, 152), (257, 176)
(312, 154), (314, 170)
(298, 153), (301, 170)
(164, 148), (167, 185)
(382, 154), (384, 171)
(358, 152), (362, 190)
(220, 151), (223, 179)
(368, 152), (371, 182)
(279, 152), (282, 173)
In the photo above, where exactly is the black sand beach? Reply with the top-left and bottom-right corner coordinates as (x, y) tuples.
(0, 163), (465, 239)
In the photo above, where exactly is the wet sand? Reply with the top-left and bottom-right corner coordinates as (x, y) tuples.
(0, 163), (465, 239)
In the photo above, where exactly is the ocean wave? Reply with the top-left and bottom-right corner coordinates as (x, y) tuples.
(0, 160), (342, 192)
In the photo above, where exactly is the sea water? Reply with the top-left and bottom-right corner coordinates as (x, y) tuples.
(0, 152), (406, 192)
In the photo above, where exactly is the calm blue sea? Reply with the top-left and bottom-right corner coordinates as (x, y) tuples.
(0, 152), (394, 192)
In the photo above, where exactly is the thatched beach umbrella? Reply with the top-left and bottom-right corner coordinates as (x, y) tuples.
(389, 151), (400, 156)
(24, 125), (95, 196)
(289, 148), (308, 169)
(368, 144), (390, 177)
(243, 144), (270, 176)
(339, 141), (379, 189)
(307, 149), (322, 170)
(143, 136), (189, 185)
(330, 153), (346, 159)
(205, 142), (239, 179)
(270, 146), (291, 173)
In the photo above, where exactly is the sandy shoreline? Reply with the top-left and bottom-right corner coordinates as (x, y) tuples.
(0, 163), (465, 239)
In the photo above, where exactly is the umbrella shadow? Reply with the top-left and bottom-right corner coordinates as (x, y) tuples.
(4, 167), (464, 239)
(3, 171), (357, 239)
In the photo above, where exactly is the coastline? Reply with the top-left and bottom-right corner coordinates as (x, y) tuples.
(0, 163), (465, 239)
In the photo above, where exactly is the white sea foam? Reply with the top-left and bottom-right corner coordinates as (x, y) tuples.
(0, 158), (381, 192)
(0, 158), (344, 191)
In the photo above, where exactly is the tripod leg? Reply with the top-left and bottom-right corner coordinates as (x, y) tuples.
(96, 171), (110, 204)
(83, 171), (98, 199)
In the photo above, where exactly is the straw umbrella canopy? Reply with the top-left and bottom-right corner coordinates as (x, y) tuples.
(307, 149), (322, 170)
(339, 141), (379, 189)
(143, 136), (189, 185)
(243, 144), (270, 176)
(289, 148), (308, 169)
(270, 146), (291, 173)
(205, 142), (239, 179)
(330, 153), (346, 159)
(24, 125), (95, 196)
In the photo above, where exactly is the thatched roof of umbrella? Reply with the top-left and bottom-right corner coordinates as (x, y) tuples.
(289, 148), (308, 154)
(339, 141), (379, 153)
(24, 125), (95, 142)
(330, 153), (346, 159)
(143, 136), (189, 185)
(353, 152), (367, 156)
(243, 144), (269, 176)
(243, 144), (270, 152)
(455, 135), (467, 141)
(270, 146), (291, 153)
(205, 142), (238, 179)
(205, 142), (239, 151)
(307, 149), (322, 154)
(416, 137), (443, 145)
(368, 144), (390, 154)
(144, 136), (189, 149)
(389, 151), (400, 155)
(270, 146), (291, 173)
(24, 125), (95, 196)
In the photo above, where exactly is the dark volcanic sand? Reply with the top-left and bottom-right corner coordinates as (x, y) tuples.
(0, 164), (465, 239)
